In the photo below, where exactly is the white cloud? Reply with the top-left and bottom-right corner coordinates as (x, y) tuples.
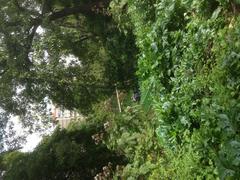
(21, 133), (41, 152)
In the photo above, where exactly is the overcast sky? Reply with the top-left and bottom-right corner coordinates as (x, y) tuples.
(8, 116), (55, 152)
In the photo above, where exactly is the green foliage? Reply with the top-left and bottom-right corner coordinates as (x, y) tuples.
(0, 111), (9, 152)
(1, 122), (126, 180)
(149, 143), (218, 179)
(0, 0), (137, 117)
(110, 0), (240, 178)
(1, 0), (240, 179)
(88, 99), (162, 179)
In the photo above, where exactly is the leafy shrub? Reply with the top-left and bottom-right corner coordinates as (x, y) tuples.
(1, 122), (126, 180)
(111, 0), (240, 178)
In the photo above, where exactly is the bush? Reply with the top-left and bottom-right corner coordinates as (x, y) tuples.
(1, 122), (126, 180)
(111, 0), (240, 178)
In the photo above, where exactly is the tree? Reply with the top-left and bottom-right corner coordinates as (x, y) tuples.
(0, 0), (137, 116)
(0, 111), (9, 152)
(1, 122), (127, 179)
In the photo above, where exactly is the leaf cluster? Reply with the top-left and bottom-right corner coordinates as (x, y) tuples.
(110, 0), (240, 178)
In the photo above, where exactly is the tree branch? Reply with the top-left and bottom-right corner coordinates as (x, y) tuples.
(48, 6), (93, 21)
(48, 0), (111, 21)
(13, 0), (40, 17)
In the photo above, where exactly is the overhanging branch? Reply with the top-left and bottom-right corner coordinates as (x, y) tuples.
(48, 0), (111, 21)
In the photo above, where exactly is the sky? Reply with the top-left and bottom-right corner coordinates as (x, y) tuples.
(3, 26), (77, 152)
(11, 26), (47, 152)
(21, 133), (42, 152)
(8, 116), (55, 152)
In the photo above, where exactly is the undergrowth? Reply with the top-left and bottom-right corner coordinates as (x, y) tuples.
(108, 0), (240, 179)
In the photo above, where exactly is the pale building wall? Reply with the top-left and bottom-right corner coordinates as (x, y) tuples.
(51, 105), (84, 128)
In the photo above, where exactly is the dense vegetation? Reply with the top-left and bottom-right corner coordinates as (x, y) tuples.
(0, 0), (240, 179)
(0, 123), (126, 179)
(109, 0), (240, 178)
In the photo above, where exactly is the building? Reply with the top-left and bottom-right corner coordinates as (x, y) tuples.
(52, 105), (84, 128)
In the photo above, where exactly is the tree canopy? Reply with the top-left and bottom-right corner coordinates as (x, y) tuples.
(2, 0), (240, 179)
(0, 0), (137, 116)
(0, 123), (126, 179)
